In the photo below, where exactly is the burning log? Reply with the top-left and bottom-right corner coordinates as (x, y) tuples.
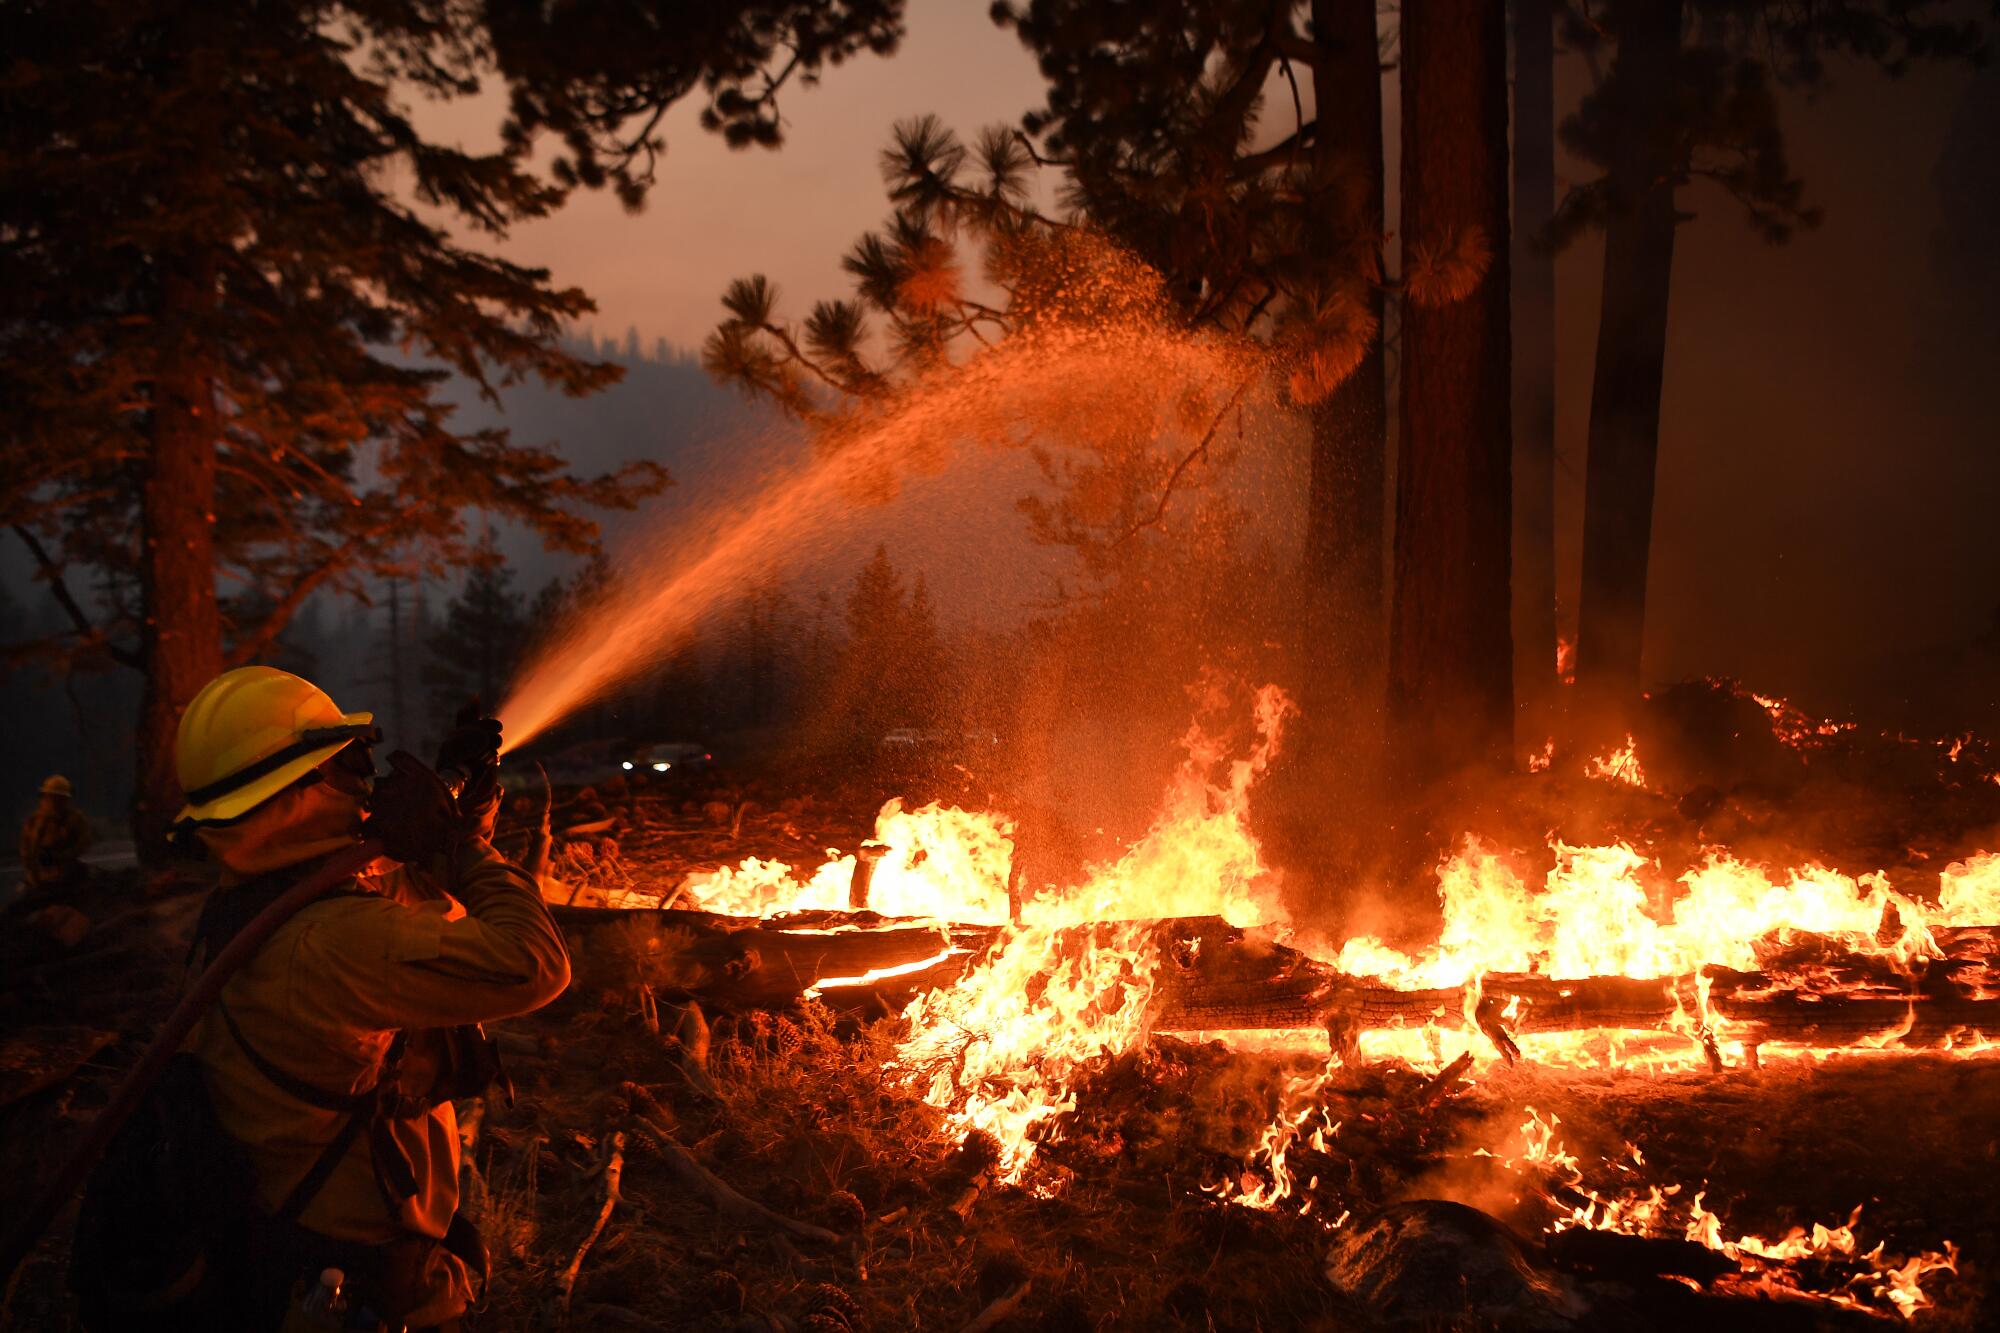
(554, 904), (995, 1012)
(554, 906), (2000, 1056)
(846, 840), (889, 910)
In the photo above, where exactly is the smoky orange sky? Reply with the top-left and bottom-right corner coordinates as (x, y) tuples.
(420, 0), (1998, 721)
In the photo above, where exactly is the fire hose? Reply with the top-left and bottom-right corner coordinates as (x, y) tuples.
(0, 838), (386, 1295)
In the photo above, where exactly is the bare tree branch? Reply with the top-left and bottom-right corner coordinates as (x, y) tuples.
(1113, 373), (1256, 546)
(10, 524), (141, 669)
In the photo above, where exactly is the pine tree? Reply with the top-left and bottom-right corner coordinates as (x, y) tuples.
(1389, 0), (1515, 781)
(1002, 0), (1391, 686)
(711, 3), (1393, 704)
(905, 573), (949, 728)
(1512, 0), (1560, 719)
(836, 545), (915, 743)
(1559, 1), (1983, 714)
(0, 0), (906, 853)
(425, 547), (527, 721)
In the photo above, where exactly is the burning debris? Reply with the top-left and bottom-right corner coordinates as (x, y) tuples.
(475, 682), (2000, 1326)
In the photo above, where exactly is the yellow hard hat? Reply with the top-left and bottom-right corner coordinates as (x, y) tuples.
(174, 666), (376, 826)
(40, 775), (72, 797)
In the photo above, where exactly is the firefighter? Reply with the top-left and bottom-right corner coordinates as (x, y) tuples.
(172, 666), (568, 1330)
(17, 774), (92, 901)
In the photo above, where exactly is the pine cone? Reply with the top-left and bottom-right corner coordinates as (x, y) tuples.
(699, 1269), (746, 1313)
(800, 1281), (862, 1333)
(773, 1016), (805, 1059)
(819, 1189), (866, 1232)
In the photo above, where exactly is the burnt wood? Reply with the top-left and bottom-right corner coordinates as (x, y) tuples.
(551, 905), (2000, 1051)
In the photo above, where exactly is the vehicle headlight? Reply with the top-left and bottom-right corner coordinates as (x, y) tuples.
(652, 761), (670, 772)
(621, 761), (634, 771)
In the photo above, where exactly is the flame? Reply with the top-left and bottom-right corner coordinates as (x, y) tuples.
(1939, 852), (2000, 922)
(567, 675), (1993, 1288)
(1335, 839), (1962, 999)
(1747, 688), (1857, 751)
(888, 683), (1293, 1186)
(663, 799), (1017, 921)
(1527, 737), (1554, 773)
(1496, 1109), (1957, 1320)
(1205, 1051), (1345, 1215)
(1585, 734), (1648, 789)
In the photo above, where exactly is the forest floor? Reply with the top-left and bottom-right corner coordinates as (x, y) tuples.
(6, 687), (2000, 1331)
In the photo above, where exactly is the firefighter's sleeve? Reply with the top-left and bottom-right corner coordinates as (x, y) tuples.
(310, 838), (572, 1031)
(59, 812), (92, 860)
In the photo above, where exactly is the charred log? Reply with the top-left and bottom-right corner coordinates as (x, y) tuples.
(553, 906), (2000, 1052)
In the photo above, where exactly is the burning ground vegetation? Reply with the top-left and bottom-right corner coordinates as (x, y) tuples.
(5, 678), (2000, 1330)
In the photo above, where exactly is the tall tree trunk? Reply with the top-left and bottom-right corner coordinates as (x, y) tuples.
(1510, 0), (1559, 732)
(1390, 0), (1516, 781)
(388, 576), (407, 742)
(1574, 0), (1683, 713)
(1303, 0), (1388, 712)
(135, 318), (222, 859)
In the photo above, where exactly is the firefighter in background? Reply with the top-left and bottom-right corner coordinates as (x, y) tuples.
(17, 774), (92, 901)
(170, 666), (568, 1329)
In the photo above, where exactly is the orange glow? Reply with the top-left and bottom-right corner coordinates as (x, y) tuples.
(1494, 1109), (1957, 1320)
(498, 310), (1263, 751)
(1584, 734), (1648, 788)
(888, 684), (1293, 1186)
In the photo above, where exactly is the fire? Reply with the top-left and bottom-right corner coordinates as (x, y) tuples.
(1204, 1050), (1348, 1218)
(1526, 737), (1553, 772)
(888, 684), (1294, 1186)
(563, 675), (1993, 1310)
(1746, 687), (1856, 751)
(1584, 734), (1647, 788)
(1495, 1109), (1958, 1320)
(1337, 837), (1961, 988)
(659, 799), (1017, 921)
(1940, 851), (2000, 921)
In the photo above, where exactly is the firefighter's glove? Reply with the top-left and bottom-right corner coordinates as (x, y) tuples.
(435, 704), (503, 841)
(435, 704), (503, 785)
(367, 751), (461, 864)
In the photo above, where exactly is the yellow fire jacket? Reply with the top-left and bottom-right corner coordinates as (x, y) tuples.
(186, 793), (569, 1322)
(20, 801), (91, 886)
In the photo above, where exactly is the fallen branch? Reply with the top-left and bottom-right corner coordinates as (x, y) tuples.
(555, 1130), (625, 1315)
(621, 1083), (841, 1244)
(558, 907), (2000, 1055)
(1411, 1051), (1474, 1109)
(959, 1281), (1031, 1333)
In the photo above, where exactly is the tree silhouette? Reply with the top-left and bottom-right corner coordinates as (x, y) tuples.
(0, 0), (905, 852)
(992, 0), (1390, 698)
(1558, 0), (1984, 713)
(1390, 0), (1515, 781)
(425, 543), (527, 721)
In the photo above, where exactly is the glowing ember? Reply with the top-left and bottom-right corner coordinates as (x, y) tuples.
(803, 946), (969, 1000)
(1747, 688), (1857, 751)
(1494, 1109), (1958, 1320)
